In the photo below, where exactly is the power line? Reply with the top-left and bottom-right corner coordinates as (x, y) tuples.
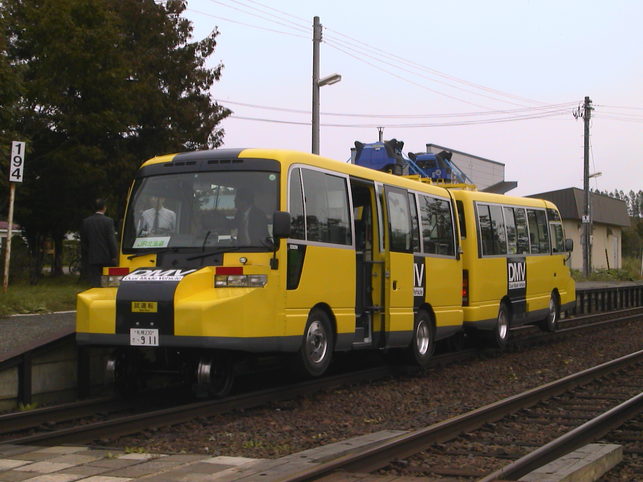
(228, 109), (569, 128)
(187, 7), (309, 39)
(217, 98), (577, 119)
(323, 29), (543, 107)
(199, 0), (548, 109)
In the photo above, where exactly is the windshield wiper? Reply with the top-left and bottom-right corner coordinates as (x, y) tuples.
(127, 248), (176, 260)
(187, 246), (241, 261)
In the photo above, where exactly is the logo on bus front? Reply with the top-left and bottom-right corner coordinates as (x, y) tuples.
(123, 269), (197, 282)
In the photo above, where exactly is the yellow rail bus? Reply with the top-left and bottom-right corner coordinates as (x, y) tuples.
(450, 189), (575, 347)
(76, 148), (465, 396)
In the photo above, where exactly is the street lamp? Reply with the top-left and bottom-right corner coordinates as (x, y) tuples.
(311, 16), (341, 155)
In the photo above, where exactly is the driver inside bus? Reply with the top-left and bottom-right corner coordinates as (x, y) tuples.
(138, 196), (176, 236)
(233, 187), (269, 246)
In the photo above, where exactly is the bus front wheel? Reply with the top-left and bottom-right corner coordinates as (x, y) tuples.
(299, 309), (334, 377)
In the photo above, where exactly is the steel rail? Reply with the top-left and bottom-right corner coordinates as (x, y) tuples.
(4, 309), (638, 444)
(282, 350), (643, 481)
(3, 364), (399, 446)
(480, 391), (643, 481)
(0, 396), (116, 434)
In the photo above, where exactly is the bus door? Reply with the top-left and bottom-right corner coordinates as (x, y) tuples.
(382, 184), (415, 347)
(350, 179), (383, 346)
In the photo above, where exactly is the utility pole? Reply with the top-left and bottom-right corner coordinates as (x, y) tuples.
(581, 96), (593, 277)
(377, 127), (384, 142)
(311, 16), (341, 155)
(311, 16), (322, 155)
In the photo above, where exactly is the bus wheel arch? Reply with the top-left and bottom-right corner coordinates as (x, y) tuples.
(540, 290), (561, 333)
(298, 305), (335, 377)
(408, 307), (436, 368)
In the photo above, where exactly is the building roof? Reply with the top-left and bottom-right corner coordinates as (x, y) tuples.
(528, 188), (630, 227)
(425, 143), (505, 167)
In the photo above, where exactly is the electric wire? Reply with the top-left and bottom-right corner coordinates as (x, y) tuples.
(187, 7), (309, 39)
(204, 0), (310, 35)
(216, 98), (577, 119)
(228, 109), (569, 128)
(200, 0), (545, 108)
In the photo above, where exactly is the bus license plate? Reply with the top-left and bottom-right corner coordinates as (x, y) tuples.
(130, 328), (159, 346)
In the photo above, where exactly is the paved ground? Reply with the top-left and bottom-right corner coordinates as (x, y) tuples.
(0, 311), (75, 363)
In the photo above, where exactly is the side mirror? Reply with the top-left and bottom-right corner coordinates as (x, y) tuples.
(272, 211), (291, 239)
(564, 238), (574, 252)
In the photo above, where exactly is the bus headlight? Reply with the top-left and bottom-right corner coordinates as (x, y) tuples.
(215, 274), (267, 287)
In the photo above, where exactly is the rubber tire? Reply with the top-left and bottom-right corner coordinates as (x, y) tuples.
(407, 310), (436, 368)
(299, 309), (334, 377)
(540, 293), (560, 333)
(493, 303), (511, 349)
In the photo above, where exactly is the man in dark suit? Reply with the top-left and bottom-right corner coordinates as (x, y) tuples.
(81, 199), (118, 287)
(233, 187), (269, 246)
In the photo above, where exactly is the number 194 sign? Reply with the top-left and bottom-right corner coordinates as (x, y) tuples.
(10, 141), (26, 183)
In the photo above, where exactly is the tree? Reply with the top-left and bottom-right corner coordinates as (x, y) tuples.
(1, 0), (230, 280)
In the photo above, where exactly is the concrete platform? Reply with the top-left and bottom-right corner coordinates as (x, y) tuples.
(0, 311), (75, 364)
(0, 430), (407, 481)
(519, 443), (623, 482)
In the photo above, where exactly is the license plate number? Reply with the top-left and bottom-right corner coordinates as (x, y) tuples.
(130, 328), (159, 346)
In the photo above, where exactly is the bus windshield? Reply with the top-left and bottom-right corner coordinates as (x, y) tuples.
(122, 170), (279, 251)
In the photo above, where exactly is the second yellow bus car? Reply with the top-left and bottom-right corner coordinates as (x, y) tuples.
(450, 189), (575, 347)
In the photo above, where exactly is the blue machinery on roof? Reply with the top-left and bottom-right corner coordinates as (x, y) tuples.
(353, 139), (474, 186)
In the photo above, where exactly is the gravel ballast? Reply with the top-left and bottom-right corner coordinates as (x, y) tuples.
(113, 320), (643, 461)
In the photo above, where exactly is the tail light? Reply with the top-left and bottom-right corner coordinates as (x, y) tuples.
(462, 269), (469, 306)
(101, 267), (130, 288)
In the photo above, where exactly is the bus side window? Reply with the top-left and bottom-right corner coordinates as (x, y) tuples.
(408, 193), (421, 253)
(386, 188), (412, 252)
(527, 209), (549, 254)
(514, 208), (529, 254)
(535, 210), (550, 253)
(489, 205), (507, 255)
(456, 200), (466, 239)
(504, 206), (517, 254)
(477, 204), (493, 256)
(550, 223), (565, 252)
(289, 168), (305, 240)
(301, 169), (351, 245)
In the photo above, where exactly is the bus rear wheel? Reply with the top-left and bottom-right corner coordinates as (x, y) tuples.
(298, 309), (333, 377)
(540, 293), (560, 332)
(408, 310), (435, 368)
(493, 302), (511, 349)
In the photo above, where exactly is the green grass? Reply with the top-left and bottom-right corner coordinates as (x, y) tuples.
(0, 276), (88, 318)
(571, 256), (642, 282)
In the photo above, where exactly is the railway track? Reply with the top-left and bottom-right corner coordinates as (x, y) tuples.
(284, 350), (643, 481)
(2, 308), (639, 450)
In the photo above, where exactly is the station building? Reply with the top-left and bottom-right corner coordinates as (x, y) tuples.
(528, 188), (630, 271)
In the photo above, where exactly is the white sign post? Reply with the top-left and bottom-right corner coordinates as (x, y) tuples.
(3, 141), (26, 293)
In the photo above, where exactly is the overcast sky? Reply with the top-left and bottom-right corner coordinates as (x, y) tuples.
(184, 0), (642, 197)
